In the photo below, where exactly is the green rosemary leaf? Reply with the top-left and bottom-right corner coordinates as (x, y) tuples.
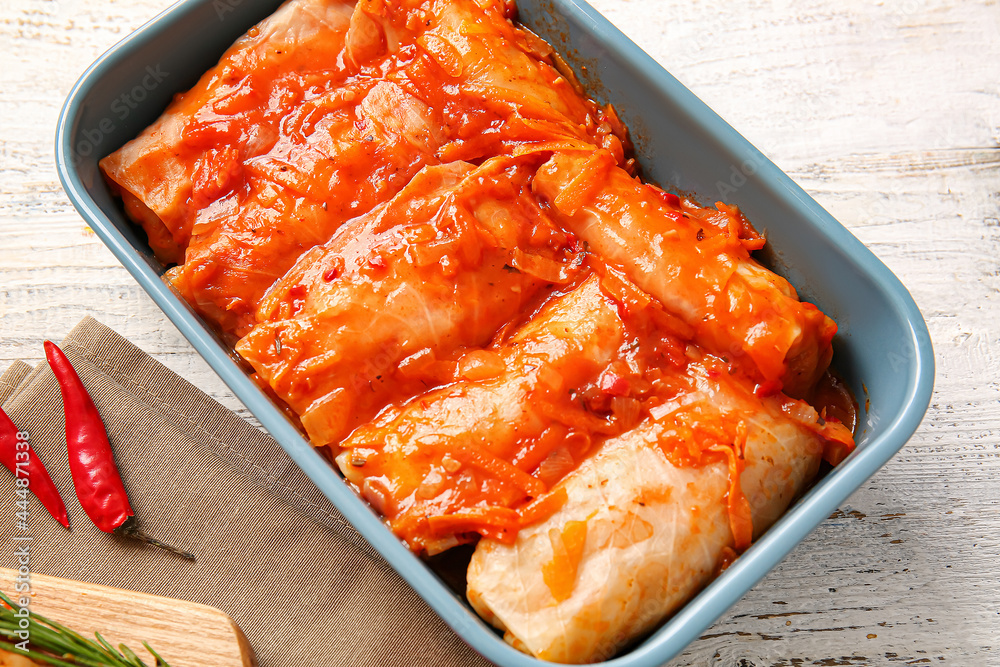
(117, 642), (150, 667)
(141, 641), (171, 667)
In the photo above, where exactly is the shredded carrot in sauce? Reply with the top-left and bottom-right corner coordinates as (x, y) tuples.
(542, 520), (588, 602)
(517, 487), (569, 528)
(709, 423), (754, 553)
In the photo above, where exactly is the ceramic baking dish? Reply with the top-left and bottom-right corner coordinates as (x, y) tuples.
(55, 0), (935, 664)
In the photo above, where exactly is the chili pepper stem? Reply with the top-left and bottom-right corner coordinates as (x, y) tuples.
(114, 516), (196, 562)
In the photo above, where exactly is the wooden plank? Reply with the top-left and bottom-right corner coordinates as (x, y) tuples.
(0, 568), (255, 667)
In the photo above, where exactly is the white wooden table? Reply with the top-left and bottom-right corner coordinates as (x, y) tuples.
(2, 1), (998, 664)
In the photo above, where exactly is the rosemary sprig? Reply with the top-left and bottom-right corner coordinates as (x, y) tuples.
(0, 591), (170, 666)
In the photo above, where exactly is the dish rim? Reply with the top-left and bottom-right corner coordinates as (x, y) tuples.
(54, 0), (936, 665)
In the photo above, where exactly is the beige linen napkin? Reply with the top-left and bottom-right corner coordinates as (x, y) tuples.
(0, 317), (491, 667)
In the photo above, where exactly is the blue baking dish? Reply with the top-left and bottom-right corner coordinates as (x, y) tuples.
(55, 0), (934, 664)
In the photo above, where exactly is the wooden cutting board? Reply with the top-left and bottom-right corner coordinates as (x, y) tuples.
(0, 568), (256, 666)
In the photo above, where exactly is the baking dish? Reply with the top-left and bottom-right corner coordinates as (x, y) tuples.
(55, 0), (935, 664)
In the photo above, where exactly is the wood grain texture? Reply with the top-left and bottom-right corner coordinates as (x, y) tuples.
(0, 568), (255, 666)
(0, 0), (997, 665)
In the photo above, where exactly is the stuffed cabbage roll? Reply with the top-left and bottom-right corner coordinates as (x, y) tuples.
(466, 354), (847, 663)
(532, 150), (836, 397)
(165, 74), (444, 335)
(99, 0), (359, 264)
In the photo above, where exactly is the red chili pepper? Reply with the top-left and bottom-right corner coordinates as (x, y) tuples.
(44, 341), (132, 532)
(0, 406), (69, 528)
(44, 341), (194, 560)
